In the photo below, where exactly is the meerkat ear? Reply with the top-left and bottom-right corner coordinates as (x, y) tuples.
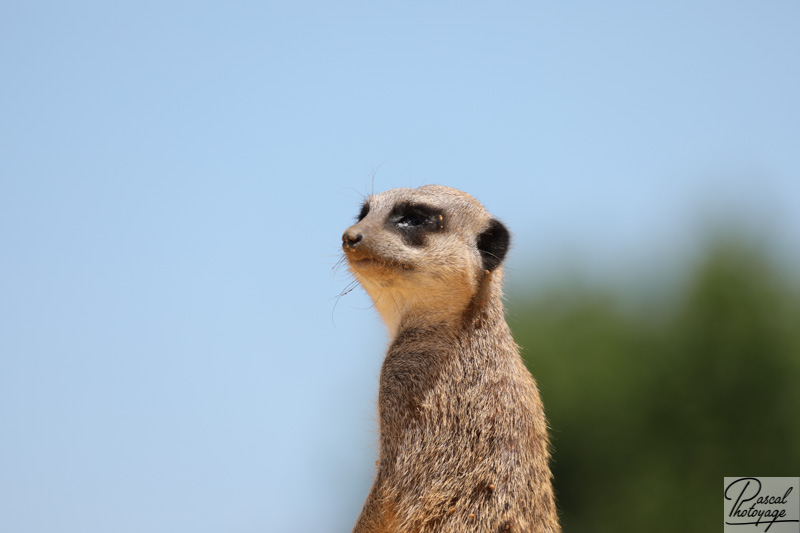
(477, 219), (510, 272)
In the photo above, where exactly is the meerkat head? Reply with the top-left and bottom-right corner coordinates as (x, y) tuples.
(341, 185), (510, 336)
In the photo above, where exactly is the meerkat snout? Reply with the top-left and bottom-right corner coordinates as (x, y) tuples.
(342, 229), (363, 249)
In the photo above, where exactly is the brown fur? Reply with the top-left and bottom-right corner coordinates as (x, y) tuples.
(343, 186), (559, 533)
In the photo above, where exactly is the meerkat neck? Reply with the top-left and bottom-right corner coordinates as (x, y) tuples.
(388, 272), (507, 343)
(375, 288), (477, 341)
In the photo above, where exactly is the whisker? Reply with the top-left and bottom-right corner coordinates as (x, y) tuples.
(367, 160), (388, 197)
(340, 187), (367, 204)
(331, 255), (348, 278)
(330, 279), (360, 327)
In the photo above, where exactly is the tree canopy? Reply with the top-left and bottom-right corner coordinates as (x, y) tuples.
(509, 239), (800, 532)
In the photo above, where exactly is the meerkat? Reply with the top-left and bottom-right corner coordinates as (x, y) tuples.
(342, 185), (559, 533)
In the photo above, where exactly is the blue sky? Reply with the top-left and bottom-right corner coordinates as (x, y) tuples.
(1, 1), (798, 531)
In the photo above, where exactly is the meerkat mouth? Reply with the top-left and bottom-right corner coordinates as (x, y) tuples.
(351, 257), (384, 267)
(347, 253), (412, 272)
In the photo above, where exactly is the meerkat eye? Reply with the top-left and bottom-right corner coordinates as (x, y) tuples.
(397, 213), (426, 228)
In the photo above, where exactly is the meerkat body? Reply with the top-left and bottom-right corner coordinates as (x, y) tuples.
(343, 186), (559, 533)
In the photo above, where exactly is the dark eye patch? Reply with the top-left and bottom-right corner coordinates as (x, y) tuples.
(387, 202), (444, 246)
(356, 201), (370, 222)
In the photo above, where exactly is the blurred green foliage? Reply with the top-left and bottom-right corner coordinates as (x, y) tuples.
(509, 239), (800, 532)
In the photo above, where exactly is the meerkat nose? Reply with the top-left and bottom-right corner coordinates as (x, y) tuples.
(342, 229), (363, 249)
